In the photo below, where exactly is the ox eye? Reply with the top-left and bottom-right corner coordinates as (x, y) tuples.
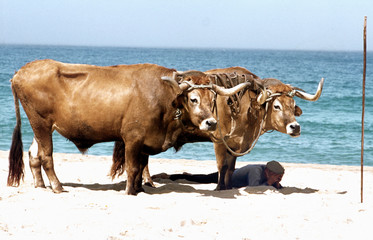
(273, 103), (282, 111)
(190, 97), (199, 104)
(273, 99), (282, 111)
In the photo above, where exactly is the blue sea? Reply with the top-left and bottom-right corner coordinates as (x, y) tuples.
(0, 45), (372, 166)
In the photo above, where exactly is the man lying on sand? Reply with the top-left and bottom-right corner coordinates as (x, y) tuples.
(153, 160), (285, 189)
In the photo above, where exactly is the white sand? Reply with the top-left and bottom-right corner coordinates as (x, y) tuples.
(1, 150), (372, 239)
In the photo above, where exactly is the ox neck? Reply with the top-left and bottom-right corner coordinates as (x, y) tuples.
(214, 99), (269, 157)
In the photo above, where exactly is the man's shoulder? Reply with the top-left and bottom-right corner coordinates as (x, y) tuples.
(240, 164), (265, 170)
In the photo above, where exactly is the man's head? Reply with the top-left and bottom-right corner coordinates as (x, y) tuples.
(264, 161), (285, 188)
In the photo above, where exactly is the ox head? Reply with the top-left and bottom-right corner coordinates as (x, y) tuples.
(258, 78), (324, 137)
(162, 71), (250, 131)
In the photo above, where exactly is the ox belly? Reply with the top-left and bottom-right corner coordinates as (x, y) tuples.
(50, 102), (172, 155)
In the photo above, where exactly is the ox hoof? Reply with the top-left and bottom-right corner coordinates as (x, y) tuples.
(124, 188), (138, 196)
(136, 187), (145, 193)
(52, 186), (66, 194)
(34, 184), (46, 189)
(144, 182), (156, 188)
(214, 185), (227, 191)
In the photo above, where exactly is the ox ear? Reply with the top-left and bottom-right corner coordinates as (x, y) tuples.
(172, 95), (184, 109)
(295, 105), (302, 116)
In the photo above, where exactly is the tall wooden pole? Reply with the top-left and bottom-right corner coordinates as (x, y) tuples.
(361, 16), (367, 203)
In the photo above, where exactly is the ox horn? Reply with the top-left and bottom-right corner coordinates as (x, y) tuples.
(212, 82), (251, 96)
(257, 88), (268, 105)
(161, 72), (183, 94)
(294, 78), (325, 101)
(179, 81), (192, 92)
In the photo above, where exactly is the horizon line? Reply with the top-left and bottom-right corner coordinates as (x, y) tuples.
(0, 43), (370, 53)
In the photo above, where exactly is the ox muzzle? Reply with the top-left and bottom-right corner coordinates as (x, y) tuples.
(286, 121), (301, 137)
(200, 117), (217, 131)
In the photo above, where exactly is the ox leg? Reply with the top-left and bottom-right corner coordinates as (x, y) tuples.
(134, 154), (149, 193)
(28, 137), (46, 188)
(124, 148), (141, 195)
(34, 130), (64, 193)
(224, 154), (237, 190)
(123, 134), (145, 196)
(142, 165), (155, 187)
(112, 141), (154, 188)
(214, 143), (228, 190)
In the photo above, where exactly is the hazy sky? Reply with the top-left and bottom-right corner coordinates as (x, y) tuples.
(0, 0), (371, 51)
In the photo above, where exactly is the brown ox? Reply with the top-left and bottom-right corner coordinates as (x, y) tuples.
(205, 67), (324, 190)
(7, 60), (250, 195)
(116, 66), (324, 190)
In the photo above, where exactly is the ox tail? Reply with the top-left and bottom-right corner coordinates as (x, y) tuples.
(110, 141), (126, 180)
(8, 84), (24, 187)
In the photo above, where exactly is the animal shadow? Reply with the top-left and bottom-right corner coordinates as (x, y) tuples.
(63, 180), (321, 198)
(63, 181), (127, 192)
(63, 179), (240, 199)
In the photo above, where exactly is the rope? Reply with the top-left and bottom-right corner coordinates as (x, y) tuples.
(214, 100), (268, 157)
(214, 73), (244, 117)
(205, 72), (270, 157)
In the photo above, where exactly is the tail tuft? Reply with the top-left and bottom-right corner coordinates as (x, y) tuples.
(7, 124), (24, 186)
(8, 83), (24, 187)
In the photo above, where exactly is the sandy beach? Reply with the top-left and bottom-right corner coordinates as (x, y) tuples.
(1, 150), (372, 239)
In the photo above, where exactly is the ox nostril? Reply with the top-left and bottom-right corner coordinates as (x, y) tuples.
(200, 118), (217, 131)
(206, 119), (217, 130)
(290, 123), (300, 130)
(207, 120), (217, 130)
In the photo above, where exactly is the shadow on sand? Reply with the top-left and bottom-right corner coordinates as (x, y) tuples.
(244, 185), (319, 195)
(63, 181), (127, 192)
(63, 178), (325, 199)
(63, 180), (240, 199)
